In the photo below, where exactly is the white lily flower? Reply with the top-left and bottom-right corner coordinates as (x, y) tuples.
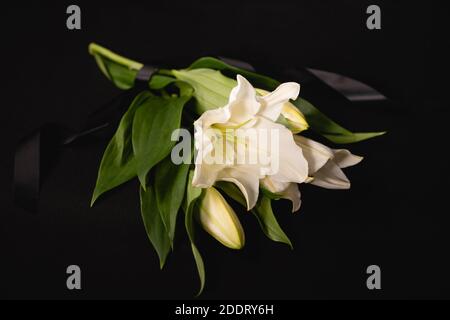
(294, 135), (363, 189)
(198, 187), (245, 250)
(193, 75), (309, 210)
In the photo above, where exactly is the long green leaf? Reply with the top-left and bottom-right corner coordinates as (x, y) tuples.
(252, 196), (293, 249)
(132, 95), (190, 188)
(184, 170), (206, 296)
(91, 91), (153, 205)
(154, 156), (190, 247)
(139, 184), (171, 269)
(89, 43), (143, 90)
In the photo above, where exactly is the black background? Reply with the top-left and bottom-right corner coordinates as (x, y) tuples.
(1, 0), (449, 300)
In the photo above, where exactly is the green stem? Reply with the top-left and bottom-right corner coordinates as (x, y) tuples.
(158, 69), (174, 76)
(88, 43), (143, 70)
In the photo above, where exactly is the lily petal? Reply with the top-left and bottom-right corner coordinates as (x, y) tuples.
(218, 166), (260, 210)
(260, 176), (290, 194)
(227, 75), (260, 125)
(283, 183), (302, 213)
(192, 162), (221, 188)
(255, 118), (309, 183)
(333, 149), (363, 168)
(258, 82), (300, 121)
(294, 135), (332, 174)
(310, 161), (351, 189)
(261, 177), (302, 213)
(194, 105), (231, 130)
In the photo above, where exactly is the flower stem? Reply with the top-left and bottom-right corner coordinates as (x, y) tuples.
(158, 69), (174, 76)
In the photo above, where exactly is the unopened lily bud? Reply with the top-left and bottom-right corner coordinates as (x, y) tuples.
(256, 88), (309, 133)
(280, 102), (309, 133)
(198, 187), (245, 250)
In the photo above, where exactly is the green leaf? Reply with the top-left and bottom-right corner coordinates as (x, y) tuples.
(172, 68), (236, 113)
(322, 132), (387, 144)
(91, 91), (153, 206)
(176, 81), (195, 97)
(139, 184), (171, 269)
(214, 181), (246, 207)
(293, 98), (386, 144)
(184, 170), (206, 296)
(89, 43), (143, 90)
(252, 196), (293, 249)
(188, 56), (280, 90)
(148, 75), (195, 98)
(149, 75), (177, 90)
(154, 156), (190, 246)
(132, 95), (190, 188)
(189, 244), (205, 295)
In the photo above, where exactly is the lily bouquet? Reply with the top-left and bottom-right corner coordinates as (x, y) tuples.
(89, 43), (384, 295)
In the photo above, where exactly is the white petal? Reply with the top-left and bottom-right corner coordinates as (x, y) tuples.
(258, 82), (300, 121)
(260, 176), (290, 194)
(294, 135), (333, 174)
(217, 166), (260, 210)
(194, 106), (231, 129)
(282, 183), (302, 213)
(227, 75), (260, 125)
(332, 149), (363, 168)
(255, 118), (308, 183)
(310, 161), (351, 189)
(261, 177), (301, 213)
(192, 163), (221, 188)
